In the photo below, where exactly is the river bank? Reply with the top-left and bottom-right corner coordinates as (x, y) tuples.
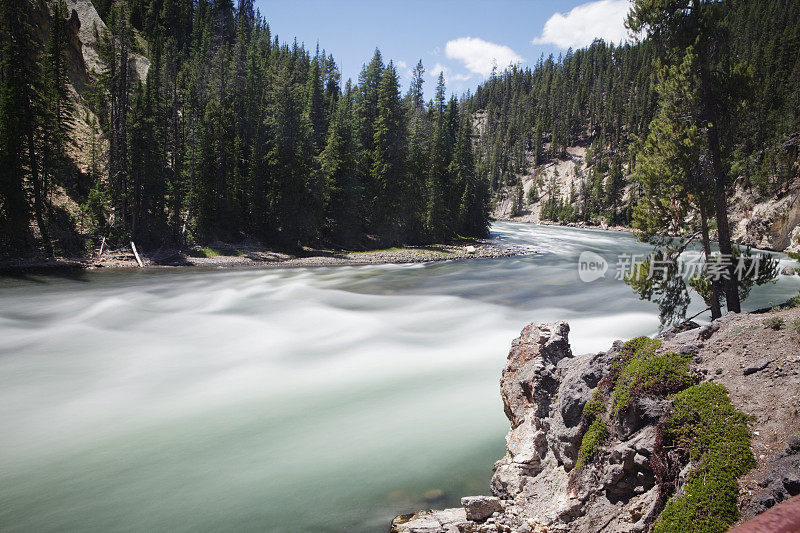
(497, 216), (633, 233)
(0, 239), (534, 274)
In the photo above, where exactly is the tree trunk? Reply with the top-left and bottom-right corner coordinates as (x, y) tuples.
(700, 207), (721, 319)
(699, 57), (740, 313)
(22, 86), (53, 257)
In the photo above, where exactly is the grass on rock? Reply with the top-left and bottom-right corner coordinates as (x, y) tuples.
(653, 383), (755, 533)
(606, 337), (693, 415)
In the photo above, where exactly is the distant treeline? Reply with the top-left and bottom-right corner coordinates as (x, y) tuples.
(0, 0), (490, 255)
(466, 0), (800, 226)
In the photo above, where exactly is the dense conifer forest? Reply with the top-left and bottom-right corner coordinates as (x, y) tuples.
(468, 0), (799, 227)
(462, 0), (798, 321)
(0, 0), (489, 255)
(1, 0), (798, 264)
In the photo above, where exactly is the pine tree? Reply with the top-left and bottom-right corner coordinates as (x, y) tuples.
(426, 74), (453, 240)
(629, 49), (721, 321)
(627, 0), (742, 313)
(452, 116), (488, 236)
(0, 0), (33, 252)
(407, 60), (425, 109)
(371, 61), (406, 241)
(305, 59), (326, 153)
(605, 156), (624, 225)
(320, 83), (361, 246)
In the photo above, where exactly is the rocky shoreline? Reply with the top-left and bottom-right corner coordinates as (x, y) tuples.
(0, 240), (534, 275)
(393, 307), (800, 533)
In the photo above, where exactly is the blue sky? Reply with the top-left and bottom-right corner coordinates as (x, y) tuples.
(253, 0), (633, 99)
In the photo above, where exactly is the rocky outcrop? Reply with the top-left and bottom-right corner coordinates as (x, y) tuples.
(62, 0), (150, 84)
(745, 436), (800, 517)
(731, 183), (800, 251)
(393, 322), (665, 533)
(393, 308), (800, 532)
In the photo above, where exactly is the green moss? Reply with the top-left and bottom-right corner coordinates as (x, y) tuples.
(582, 398), (605, 421)
(609, 337), (693, 415)
(653, 383), (755, 533)
(575, 418), (608, 468)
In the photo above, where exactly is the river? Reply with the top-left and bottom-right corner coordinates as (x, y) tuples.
(1, 222), (798, 532)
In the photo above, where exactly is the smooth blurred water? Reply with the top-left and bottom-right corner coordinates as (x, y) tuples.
(1, 222), (798, 532)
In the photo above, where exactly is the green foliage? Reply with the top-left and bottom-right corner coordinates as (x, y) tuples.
(625, 251), (692, 327)
(608, 337), (692, 415)
(689, 247), (779, 310)
(2, 0), (489, 254)
(511, 180), (524, 217)
(582, 397), (605, 422)
(654, 383), (755, 533)
(787, 318), (800, 340)
(763, 316), (785, 330)
(575, 418), (608, 469)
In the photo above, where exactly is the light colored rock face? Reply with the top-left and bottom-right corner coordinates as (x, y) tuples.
(64, 0), (150, 82)
(64, 0), (107, 74)
(732, 185), (800, 251)
(393, 322), (665, 533)
(394, 311), (800, 532)
(489, 324), (662, 533)
(391, 508), (468, 533)
(461, 496), (502, 521)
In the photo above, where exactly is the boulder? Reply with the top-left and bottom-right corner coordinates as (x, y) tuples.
(744, 358), (773, 375)
(461, 496), (502, 522)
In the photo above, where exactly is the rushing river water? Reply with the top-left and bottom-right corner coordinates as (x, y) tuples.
(1, 222), (798, 532)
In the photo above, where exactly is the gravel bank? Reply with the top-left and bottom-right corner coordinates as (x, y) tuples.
(1, 241), (536, 274)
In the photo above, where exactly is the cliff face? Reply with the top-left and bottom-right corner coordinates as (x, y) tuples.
(488, 322), (660, 532)
(492, 144), (800, 252)
(393, 308), (800, 533)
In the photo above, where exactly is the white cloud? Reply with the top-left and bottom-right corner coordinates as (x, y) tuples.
(429, 62), (472, 85)
(444, 37), (524, 77)
(532, 0), (631, 49)
(394, 60), (413, 80)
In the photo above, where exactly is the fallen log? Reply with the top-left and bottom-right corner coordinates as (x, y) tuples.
(130, 241), (144, 267)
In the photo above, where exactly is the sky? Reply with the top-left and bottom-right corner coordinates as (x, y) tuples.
(253, 0), (634, 99)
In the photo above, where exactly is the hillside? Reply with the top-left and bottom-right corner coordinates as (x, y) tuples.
(489, 141), (800, 254)
(0, 0), (490, 257)
(467, 0), (800, 252)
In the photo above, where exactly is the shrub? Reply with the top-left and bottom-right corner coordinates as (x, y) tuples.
(764, 316), (785, 330)
(607, 337), (693, 415)
(788, 318), (800, 340)
(575, 418), (608, 469)
(582, 398), (605, 421)
(653, 383), (755, 533)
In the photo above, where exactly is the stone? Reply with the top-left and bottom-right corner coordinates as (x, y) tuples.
(787, 435), (800, 454)
(392, 508), (468, 533)
(634, 454), (649, 469)
(744, 358), (773, 375)
(781, 265), (796, 276)
(698, 322), (720, 340)
(603, 464), (626, 487)
(461, 496), (502, 522)
(397, 321), (690, 533)
(610, 443), (636, 472)
(784, 473), (800, 496)
(678, 342), (701, 355)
